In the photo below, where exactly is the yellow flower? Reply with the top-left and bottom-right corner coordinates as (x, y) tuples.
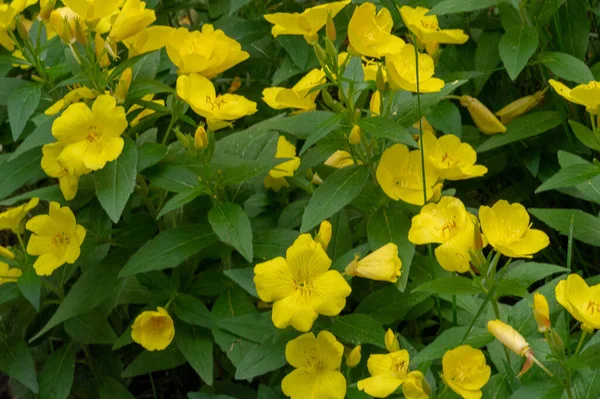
(555, 274), (600, 332)
(403, 371), (430, 399)
(48, 6), (84, 44)
(386, 45), (444, 93)
(346, 345), (362, 368)
(376, 143), (442, 206)
(253, 234), (351, 332)
(262, 68), (326, 112)
(459, 96), (507, 135)
(264, 0), (350, 44)
(348, 124), (362, 144)
(533, 292), (551, 333)
(348, 2), (405, 58)
(0, 246), (15, 260)
(0, 198), (39, 233)
(478, 200), (549, 258)
(399, 6), (468, 56)
(194, 126), (208, 150)
(370, 90), (381, 116)
(45, 85), (96, 115)
(52, 95), (128, 174)
(412, 117), (435, 136)
(94, 32), (114, 67)
(38, 0), (55, 20)
(264, 136), (301, 192)
(123, 25), (174, 58)
(127, 94), (164, 127)
(62, 0), (121, 23)
(385, 328), (400, 352)
(166, 25), (249, 77)
(357, 350), (410, 398)
(441, 345), (490, 399)
(314, 220), (332, 251)
(282, 331), (346, 399)
(324, 150), (357, 169)
(114, 67), (132, 104)
(0, 0), (36, 51)
(41, 142), (90, 201)
(487, 319), (531, 357)
(176, 73), (257, 131)
(0, 261), (21, 285)
(344, 243), (402, 283)
(549, 79), (600, 114)
(421, 131), (487, 180)
(131, 307), (175, 351)
(409, 196), (479, 273)
(26, 202), (86, 276)
(495, 89), (545, 124)
(108, 0), (155, 43)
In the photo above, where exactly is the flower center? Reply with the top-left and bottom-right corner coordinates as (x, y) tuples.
(451, 363), (470, 382)
(420, 18), (438, 31)
(295, 280), (313, 297)
(391, 359), (407, 378)
(206, 95), (227, 111)
(51, 232), (70, 247)
(150, 317), (167, 330)
(441, 152), (460, 167)
(87, 130), (102, 142)
(587, 300), (600, 315)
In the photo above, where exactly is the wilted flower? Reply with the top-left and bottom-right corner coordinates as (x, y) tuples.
(131, 307), (175, 351)
(555, 274), (600, 332)
(263, 136), (301, 191)
(348, 2), (405, 58)
(345, 243), (402, 283)
(488, 320), (531, 357)
(386, 45), (444, 93)
(358, 350), (410, 398)
(421, 131), (487, 180)
(253, 234), (351, 332)
(495, 89), (545, 124)
(549, 79), (600, 114)
(108, 0), (155, 43)
(346, 345), (362, 368)
(262, 69), (326, 112)
(314, 220), (332, 251)
(442, 345), (491, 399)
(123, 25), (175, 58)
(533, 292), (551, 333)
(459, 96), (507, 135)
(0, 198), (39, 234)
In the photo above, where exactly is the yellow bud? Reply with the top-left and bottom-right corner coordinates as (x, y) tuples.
(314, 220), (332, 251)
(349, 125), (362, 144)
(326, 12), (336, 42)
(487, 319), (531, 357)
(227, 77), (242, 94)
(370, 91), (381, 116)
(95, 33), (110, 68)
(61, 17), (74, 44)
(38, 0), (56, 21)
(385, 328), (400, 352)
(115, 68), (132, 104)
(459, 96), (507, 135)
(311, 172), (323, 185)
(345, 345), (361, 368)
(75, 20), (87, 46)
(495, 89), (545, 124)
(16, 18), (29, 40)
(533, 292), (551, 333)
(194, 126), (208, 150)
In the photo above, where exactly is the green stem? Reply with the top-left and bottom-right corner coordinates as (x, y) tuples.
(162, 114), (178, 145)
(412, 36), (427, 206)
(531, 355), (554, 378)
(575, 330), (588, 355)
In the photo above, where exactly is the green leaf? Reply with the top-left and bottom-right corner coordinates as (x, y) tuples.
(529, 208), (600, 247)
(8, 83), (41, 140)
(427, 101), (462, 136)
(39, 343), (76, 399)
(502, 262), (568, 287)
(121, 345), (187, 378)
(64, 310), (118, 345)
(9, 116), (56, 161)
(253, 228), (299, 261)
(299, 113), (345, 155)
(235, 330), (298, 381)
(358, 117), (417, 147)
(188, 393), (235, 399)
(137, 142), (167, 171)
(176, 323), (214, 385)
(331, 314), (386, 349)
(556, 151), (600, 204)
(474, 31), (503, 94)
(127, 79), (175, 99)
(356, 285), (431, 325)
(223, 267), (258, 297)
(538, 51), (594, 83)
(144, 164), (199, 193)
(569, 120), (600, 151)
(555, 0), (589, 60)
(0, 77), (29, 106)
(95, 137), (137, 223)
(0, 337), (38, 393)
(173, 294), (212, 329)
(412, 327), (493, 365)
(0, 149), (44, 200)
(499, 25), (539, 80)
(477, 111), (562, 153)
(17, 262), (41, 310)
(413, 276), (483, 295)
(536, 163), (600, 193)
(301, 166), (369, 232)
(157, 186), (204, 219)
(208, 203), (254, 262)
(98, 377), (136, 399)
(131, 51), (160, 82)
(429, 0), (500, 15)
(258, 385), (282, 399)
(217, 313), (276, 343)
(119, 224), (216, 277)
(278, 36), (309, 69)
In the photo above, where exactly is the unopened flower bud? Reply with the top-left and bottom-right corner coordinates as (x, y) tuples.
(75, 20), (87, 45)
(376, 65), (386, 92)
(311, 172), (323, 185)
(345, 345), (361, 367)
(495, 89), (545, 124)
(325, 37), (338, 63)
(194, 126), (208, 150)
(459, 96), (507, 135)
(326, 12), (336, 42)
(533, 292), (551, 333)
(16, 18), (29, 40)
(61, 17), (75, 44)
(175, 130), (193, 149)
(385, 328), (400, 352)
(227, 77), (242, 94)
(313, 42), (328, 68)
(349, 125), (362, 144)
(38, 0), (56, 21)
(114, 68), (132, 104)
(370, 91), (381, 116)
(95, 33), (110, 67)
(314, 220), (332, 251)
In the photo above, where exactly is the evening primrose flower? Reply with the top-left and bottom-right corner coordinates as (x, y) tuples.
(44, 85), (96, 115)
(441, 345), (491, 399)
(264, 0), (350, 44)
(357, 350), (410, 398)
(262, 68), (326, 112)
(409, 196), (479, 273)
(478, 200), (549, 258)
(0, 198), (39, 233)
(264, 136), (301, 191)
(348, 2), (405, 58)
(108, 0), (155, 43)
(176, 73), (257, 131)
(131, 307), (175, 351)
(459, 96), (507, 135)
(533, 292), (551, 333)
(314, 220), (332, 251)
(123, 25), (174, 58)
(0, 0), (36, 50)
(94, 32), (115, 67)
(403, 371), (430, 399)
(421, 131), (487, 180)
(495, 89), (546, 124)
(386, 45), (444, 93)
(0, 261), (21, 285)
(282, 331), (346, 399)
(346, 345), (362, 368)
(400, 6), (468, 55)
(41, 142), (90, 201)
(253, 234), (351, 332)
(62, 0), (121, 24)
(555, 274), (600, 332)
(48, 6), (84, 44)
(26, 202), (86, 276)
(385, 328), (400, 352)
(363, 61), (387, 83)
(127, 94), (165, 127)
(166, 25), (249, 77)
(376, 144), (442, 206)
(549, 79), (600, 114)
(324, 150), (359, 169)
(344, 243), (402, 283)
(114, 67), (132, 104)
(52, 95), (128, 174)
